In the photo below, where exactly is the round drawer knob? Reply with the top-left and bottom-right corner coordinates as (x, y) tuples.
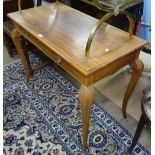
(56, 56), (61, 64)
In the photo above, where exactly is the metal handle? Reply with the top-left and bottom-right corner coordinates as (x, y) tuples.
(56, 56), (61, 64)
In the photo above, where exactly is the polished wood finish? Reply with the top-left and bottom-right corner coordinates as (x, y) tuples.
(123, 58), (144, 118)
(8, 3), (147, 148)
(78, 85), (96, 148)
(8, 3), (147, 76)
(11, 29), (33, 81)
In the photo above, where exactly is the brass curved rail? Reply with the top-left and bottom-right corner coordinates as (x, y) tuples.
(85, 12), (113, 59)
(85, 10), (134, 60)
(18, 0), (22, 14)
(18, 0), (59, 13)
(18, 0), (134, 60)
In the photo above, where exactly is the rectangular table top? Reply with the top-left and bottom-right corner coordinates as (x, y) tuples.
(8, 2), (147, 76)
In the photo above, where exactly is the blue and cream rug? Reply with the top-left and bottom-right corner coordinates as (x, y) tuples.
(3, 55), (150, 155)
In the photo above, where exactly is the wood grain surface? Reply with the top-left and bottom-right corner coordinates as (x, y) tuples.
(8, 3), (147, 76)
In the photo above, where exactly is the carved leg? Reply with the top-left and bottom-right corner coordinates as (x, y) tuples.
(78, 85), (96, 149)
(128, 114), (145, 153)
(11, 29), (33, 81)
(122, 59), (144, 118)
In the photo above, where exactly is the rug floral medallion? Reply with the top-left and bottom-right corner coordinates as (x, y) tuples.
(3, 55), (150, 155)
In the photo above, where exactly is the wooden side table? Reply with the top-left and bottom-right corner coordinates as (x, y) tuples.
(8, 3), (147, 148)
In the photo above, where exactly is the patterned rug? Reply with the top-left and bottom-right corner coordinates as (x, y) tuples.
(3, 55), (150, 155)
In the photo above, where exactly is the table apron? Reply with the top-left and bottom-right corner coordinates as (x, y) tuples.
(92, 51), (140, 83)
